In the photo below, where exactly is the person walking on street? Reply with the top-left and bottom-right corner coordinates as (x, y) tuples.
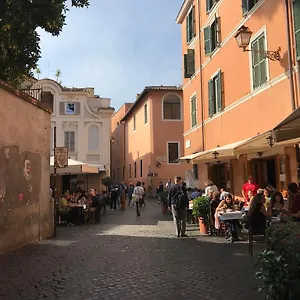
(168, 176), (189, 238)
(127, 183), (134, 206)
(140, 182), (146, 206)
(133, 181), (144, 217)
(89, 189), (101, 223)
(110, 186), (118, 210)
(119, 182), (127, 210)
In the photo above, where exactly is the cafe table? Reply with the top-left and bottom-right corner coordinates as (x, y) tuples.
(218, 210), (243, 221)
(68, 204), (87, 225)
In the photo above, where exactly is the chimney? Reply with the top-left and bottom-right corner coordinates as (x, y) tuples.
(136, 93), (140, 99)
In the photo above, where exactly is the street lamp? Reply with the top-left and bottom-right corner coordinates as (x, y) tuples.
(111, 136), (115, 144)
(212, 151), (219, 159)
(266, 135), (274, 147)
(234, 26), (281, 61)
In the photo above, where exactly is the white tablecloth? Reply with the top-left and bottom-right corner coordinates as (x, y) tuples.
(219, 211), (243, 220)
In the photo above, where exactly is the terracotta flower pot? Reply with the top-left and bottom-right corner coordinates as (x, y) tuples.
(161, 203), (168, 215)
(198, 217), (208, 234)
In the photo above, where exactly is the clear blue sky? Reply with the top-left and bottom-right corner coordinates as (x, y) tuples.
(37, 0), (183, 110)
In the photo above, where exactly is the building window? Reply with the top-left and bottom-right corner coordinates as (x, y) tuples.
(59, 102), (81, 115)
(129, 163), (132, 179)
(140, 159), (143, 177)
(193, 164), (199, 180)
(88, 125), (99, 151)
(293, 0), (300, 60)
(208, 70), (223, 117)
(134, 162), (137, 178)
(144, 103), (148, 124)
(122, 166), (125, 180)
(251, 33), (267, 90)
(184, 49), (195, 78)
(113, 169), (115, 180)
(206, 0), (219, 13)
(167, 142), (179, 164)
(133, 114), (136, 131)
(186, 6), (196, 43)
(117, 168), (120, 181)
(41, 91), (54, 111)
(64, 131), (75, 152)
(163, 95), (181, 120)
(242, 0), (261, 15)
(191, 95), (197, 127)
(204, 17), (220, 56)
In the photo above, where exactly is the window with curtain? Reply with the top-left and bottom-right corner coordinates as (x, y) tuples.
(88, 125), (99, 151)
(163, 96), (181, 120)
(64, 131), (75, 152)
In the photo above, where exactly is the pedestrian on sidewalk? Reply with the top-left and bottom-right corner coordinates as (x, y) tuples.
(89, 189), (101, 223)
(119, 182), (127, 210)
(127, 183), (134, 206)
(133, 181), (144, 217)
(168, 176), (189, 237)
(140, 182), (146, 207)
(110, 186), (118, 210)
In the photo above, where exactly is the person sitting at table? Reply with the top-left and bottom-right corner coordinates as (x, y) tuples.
(210, 192), (221, 232)
(282, 182), (300, 222)
(264, 188), (271, 206)
(58, 191), (73, 224)
(216, 194), (241, 242)
(270, 191), (284, 216)
(190, 188), (202, 200)
(247, 193), (271, 235)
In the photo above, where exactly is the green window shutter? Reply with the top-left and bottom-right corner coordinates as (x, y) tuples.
(208, 79), (214, 117)
(242, 0), (248, 15)
(204, 26), (211, 55)
(184, 54), (188, 78)
(192, 6), (196, 38)
(293, 0), (300, 60)
(186, 13), (190, 43)
(216, 17), (221, 46)
(216, 71), (222, 112)
(191, 96), (197, 127)
(258, 35), (267, 85)
(206, 0), (212, 13)
(251, 39), (260, 89)
(187, 49), (195, 77)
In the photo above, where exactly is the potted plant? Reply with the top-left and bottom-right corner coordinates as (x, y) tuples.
(158, 190), (169, 214)
(192, 196), (210, 234)
(256, 222), (300, 300)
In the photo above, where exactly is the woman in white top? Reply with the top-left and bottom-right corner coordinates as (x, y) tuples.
(133, 181), (144, 217)
(204, 180), (218, 197)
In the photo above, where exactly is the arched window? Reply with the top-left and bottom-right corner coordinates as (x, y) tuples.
(163, 95), (181, 120)
(88, 125), (99, 151)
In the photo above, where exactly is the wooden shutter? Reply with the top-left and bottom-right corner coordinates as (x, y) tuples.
(191, 96), (197, 127)
(208, 79), (214, 117)
(242, 0), (248, 15)
(216, 17), (221, 46)
(216, 71), (222, 112)
(186, 13), (190, 43)
(293, 0), (300, 60)
(184, 54), (188, 78)
(206, 0), (211, 13)
(192, 6), (196, 37)
(251, 39), (260, 89)
(187, 49), (195, 76)
(59, 102), (65, 115)
(204, 26), (211, 55)
(75, 103), (81, 115)
(258, 35), (267, 85)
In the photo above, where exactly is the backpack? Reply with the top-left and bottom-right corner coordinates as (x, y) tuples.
(173, 189), (186, 211)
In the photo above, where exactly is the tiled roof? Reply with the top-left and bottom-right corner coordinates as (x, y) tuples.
(120, 86), (182, 122)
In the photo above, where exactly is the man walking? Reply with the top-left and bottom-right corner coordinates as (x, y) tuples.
(168, 176), (189, 238)
(89, 189), (101, 223)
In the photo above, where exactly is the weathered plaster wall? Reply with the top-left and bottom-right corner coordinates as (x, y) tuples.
(0, 82), (53, 253)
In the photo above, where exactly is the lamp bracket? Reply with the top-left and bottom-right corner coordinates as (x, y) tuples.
(243, 47), (281, 61)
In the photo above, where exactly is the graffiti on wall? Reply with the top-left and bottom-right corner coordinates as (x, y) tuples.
(0, 146), (41, 209)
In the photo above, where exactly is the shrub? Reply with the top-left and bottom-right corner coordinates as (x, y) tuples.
(256, 222), (300, 300)
(192, 196), (210, 226)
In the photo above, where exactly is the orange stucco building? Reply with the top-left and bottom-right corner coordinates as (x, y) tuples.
(111, 86), (190, 193)
(176, 0), (300, 196)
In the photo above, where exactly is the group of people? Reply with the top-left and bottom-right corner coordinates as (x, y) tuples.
(165, 175), (300, 242)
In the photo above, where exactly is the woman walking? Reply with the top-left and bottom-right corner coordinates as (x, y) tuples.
(133, 181), (144, 217)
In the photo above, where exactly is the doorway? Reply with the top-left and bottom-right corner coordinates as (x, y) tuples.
(209, 163), (226, 189)
(266, 159), (276, 188)
(62, 175), (70, 192)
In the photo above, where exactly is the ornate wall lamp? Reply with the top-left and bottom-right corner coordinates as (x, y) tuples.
(266, 135), (275, 147)
(234, 26), (281, 61)
(212, 151), (220, 159)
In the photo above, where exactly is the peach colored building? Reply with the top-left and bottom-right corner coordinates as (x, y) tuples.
(176, 0), (300, 195)
(111, 103), (133, 182)
(114, 86), (190, 193)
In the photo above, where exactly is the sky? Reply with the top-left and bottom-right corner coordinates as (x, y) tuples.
(37, 0), (183, 110)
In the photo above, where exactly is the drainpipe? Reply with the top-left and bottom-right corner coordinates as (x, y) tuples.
(197, 0), (205, 151)
(285, 0), (296, 111)
(119, 121), (126, 181)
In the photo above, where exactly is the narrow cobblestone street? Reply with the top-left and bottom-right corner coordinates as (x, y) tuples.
(0, 199), (263, 300)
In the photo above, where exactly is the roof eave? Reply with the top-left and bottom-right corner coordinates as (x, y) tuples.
(176, 0), (193, 24)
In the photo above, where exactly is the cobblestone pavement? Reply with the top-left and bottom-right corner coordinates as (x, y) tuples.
(0, 199), (264, 300)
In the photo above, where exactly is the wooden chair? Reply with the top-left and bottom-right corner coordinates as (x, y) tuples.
(248, 229), (265, 256)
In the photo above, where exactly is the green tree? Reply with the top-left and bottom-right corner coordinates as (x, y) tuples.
(55, 68), (61, 82)
(101, 177), (114, 190)
(35, 67), (41, 79)
(0, 0), (89, 85)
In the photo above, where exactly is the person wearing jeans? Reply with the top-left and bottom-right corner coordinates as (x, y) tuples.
(168, 176), (189, 237)
(133, 181), (144, 217)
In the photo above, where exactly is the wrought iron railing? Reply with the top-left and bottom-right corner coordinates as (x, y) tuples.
(20, 86), (42, 101)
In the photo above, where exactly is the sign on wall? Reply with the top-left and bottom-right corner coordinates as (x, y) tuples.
(54, 147), (68, 168)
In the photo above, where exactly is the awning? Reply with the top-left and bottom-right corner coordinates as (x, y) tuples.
(273, 107), (300, 142)
(178, 151), (209, 161)
(87, 163), (106, 172)
(49, 157), (100, 175)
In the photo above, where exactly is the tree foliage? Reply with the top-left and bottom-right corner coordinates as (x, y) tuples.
(0, 0), (89, 84)
(101, 177), (114, 189)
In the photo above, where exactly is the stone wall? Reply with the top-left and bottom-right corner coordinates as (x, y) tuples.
(0, 81), (53, 253)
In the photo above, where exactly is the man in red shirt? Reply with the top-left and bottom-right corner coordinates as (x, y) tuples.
(242, 175), (259, 200)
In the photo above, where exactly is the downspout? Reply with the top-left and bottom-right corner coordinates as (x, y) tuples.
(119, 121), (126, 181)
(285, 0), (296, 111)
(197, 0), (205, 151)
